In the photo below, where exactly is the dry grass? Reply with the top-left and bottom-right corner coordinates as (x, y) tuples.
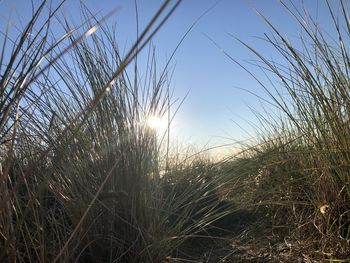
(223, 0), (350, 261)
(3, 0), (350, 262)
(0, 1), (238, 262)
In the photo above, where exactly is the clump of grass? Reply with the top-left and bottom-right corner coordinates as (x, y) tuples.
(1, 1), (238, 261)
(0, 1), (188, 261)
(158, 149), (255, 261)
(44, 22), (170, 263)
(228, 0), (350, 260)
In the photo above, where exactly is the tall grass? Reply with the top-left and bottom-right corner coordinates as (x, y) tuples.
(0, 1), (239, 262)
(229, 0), (350, 259)
(43, 22), (171, 263)
(0, 1), (185, 261)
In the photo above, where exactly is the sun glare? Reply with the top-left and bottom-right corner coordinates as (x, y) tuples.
(146, 116), (167, 132)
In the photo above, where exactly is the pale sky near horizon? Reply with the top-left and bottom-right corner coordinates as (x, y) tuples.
(0, 0), (340, 156)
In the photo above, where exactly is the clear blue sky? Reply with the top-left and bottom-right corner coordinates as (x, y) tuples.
(0, 0), (339, 156)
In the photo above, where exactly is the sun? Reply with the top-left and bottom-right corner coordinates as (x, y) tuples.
(146, 116), (167, 132)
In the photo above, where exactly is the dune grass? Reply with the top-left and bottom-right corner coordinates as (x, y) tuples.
(223, 0), (350, 260)
(3, 0), (350, 262)
(0, 1), (240, 262)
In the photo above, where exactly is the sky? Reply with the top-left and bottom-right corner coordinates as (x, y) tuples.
(0, 0), (340, 156)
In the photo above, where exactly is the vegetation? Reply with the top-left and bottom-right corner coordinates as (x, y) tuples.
(0, 1), (239, 262)
(225, 0), (350, 261)
(1, 0), (350, 262)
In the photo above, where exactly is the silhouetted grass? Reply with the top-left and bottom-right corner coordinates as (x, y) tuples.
(0, 1), (240, 262)
(225, 0), (350, 261)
